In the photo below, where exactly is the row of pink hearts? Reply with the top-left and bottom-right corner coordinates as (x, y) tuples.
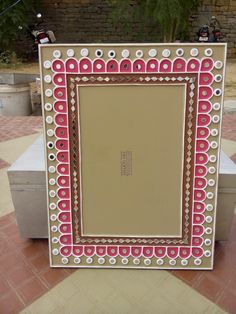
(58, 244), (204, 259)
(50, 57), (215, 73)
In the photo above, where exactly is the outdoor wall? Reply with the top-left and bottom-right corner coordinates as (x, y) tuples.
(34, 0), (146, 43)
(24, 0), (236, 57)
(190, 0), (236, 57)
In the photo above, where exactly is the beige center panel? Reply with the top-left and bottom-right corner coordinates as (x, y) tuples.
(78, 84), (186, 237)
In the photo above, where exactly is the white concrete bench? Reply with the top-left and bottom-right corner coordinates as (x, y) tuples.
(8, 135), (236, 240)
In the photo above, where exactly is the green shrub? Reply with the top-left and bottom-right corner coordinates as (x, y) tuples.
(109, 0), (200, 42)
(0, 0), (33, 52)
(0, 50), (22, 68)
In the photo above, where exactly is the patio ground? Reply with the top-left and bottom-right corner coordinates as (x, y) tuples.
(0, 60), (236, 314)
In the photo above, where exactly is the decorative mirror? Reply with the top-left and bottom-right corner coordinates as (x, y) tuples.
(40, 43), (226, 269)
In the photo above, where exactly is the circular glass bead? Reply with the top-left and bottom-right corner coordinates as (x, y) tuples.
(49, 166), (56, 173)
(52, 248), (59, 255)
(156, 259), (164, 265)
(148, 49), (157, 57)
(74, 257), (81, 264)
(194, 258), (202, 266)
(205, 227), (213, 234)
(53, 50), (61, 58)
(208, 179), (215, 186)
(205, 48), (213, 56)
(133, 258), (140, 265)
(176, 48), (184, 56)
(121, 258), (129, 265)
(144, 258), (151, 266)
(210, 141), (218, 149)
(109, 257), (116, 265)
(209, 155), (217, 163)
(181, 259), (188, 266)
(213, 102), (221, 110)
(214, 74), (222, 82)
(98, 257), (105, 265)
(206, 192), (214, 199)
(162, 49), (170, 57)
(215, 60), (223, 69)
(80, 48), (89, 57)
(135, 50), (143, 58)
(62, 257), (69, 264)
(206, 204), (214, 211)
(44, 75), (52, 83)
(45, 103), (53, 111)
(190, 48), (198, 57)
(86, 257), (93, 264)
(214, 89), (222, 96)
(51, 225), (58, 232)
(169, 259), (176, 266)
(44, 60), (52, 69)
(50, 214), (57, 221)
(108, 50), (116, 58)
(45, 89), (53, 97)
(208, 166), (216, 174)
(49, 190), (56, 198)
(95, 49), (103, 58)
(121, 49), (130, 58)
(49, 203), (57, 210)
(67, 49), (75, 57)
(49, 178), (56, 185)
(52, 237), (59, 243)
(205, 215), (213, 223)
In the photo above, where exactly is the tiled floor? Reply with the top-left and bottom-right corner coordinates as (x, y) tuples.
(0, 210), (235, 313)
(173, 215), (236, 313)
(0, 213), (73, 313)
(0, 158), (10, 169)
(0, 116), (42, 143)
(0, 110), (236, 313)
(222, 114), (236, 142)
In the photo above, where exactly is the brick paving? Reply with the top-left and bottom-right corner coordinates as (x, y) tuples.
(222, 114), (236, 142)
(0, 116), (42, 142)
(230, 153), (236, 164)
(172, 215), (236, 313)
(0, 213), (75, 314)
(0, 114), (234, 144)
(0, 211), (235, 313)
(0, 158), (10, 169)
(0, 113), (236, 313)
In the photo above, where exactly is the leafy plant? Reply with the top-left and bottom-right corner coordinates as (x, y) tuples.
(109, 0), (200, 42)
(0, 0), (33, 51)
(0, 50), (22, 68)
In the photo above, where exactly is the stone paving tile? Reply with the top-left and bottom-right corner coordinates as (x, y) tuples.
(0, 116), (42, 142)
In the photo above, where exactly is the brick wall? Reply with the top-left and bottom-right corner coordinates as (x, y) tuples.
(190, 0), (236, 57)
(34, 0), (152, 43)
(23, 0), (236, 57)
